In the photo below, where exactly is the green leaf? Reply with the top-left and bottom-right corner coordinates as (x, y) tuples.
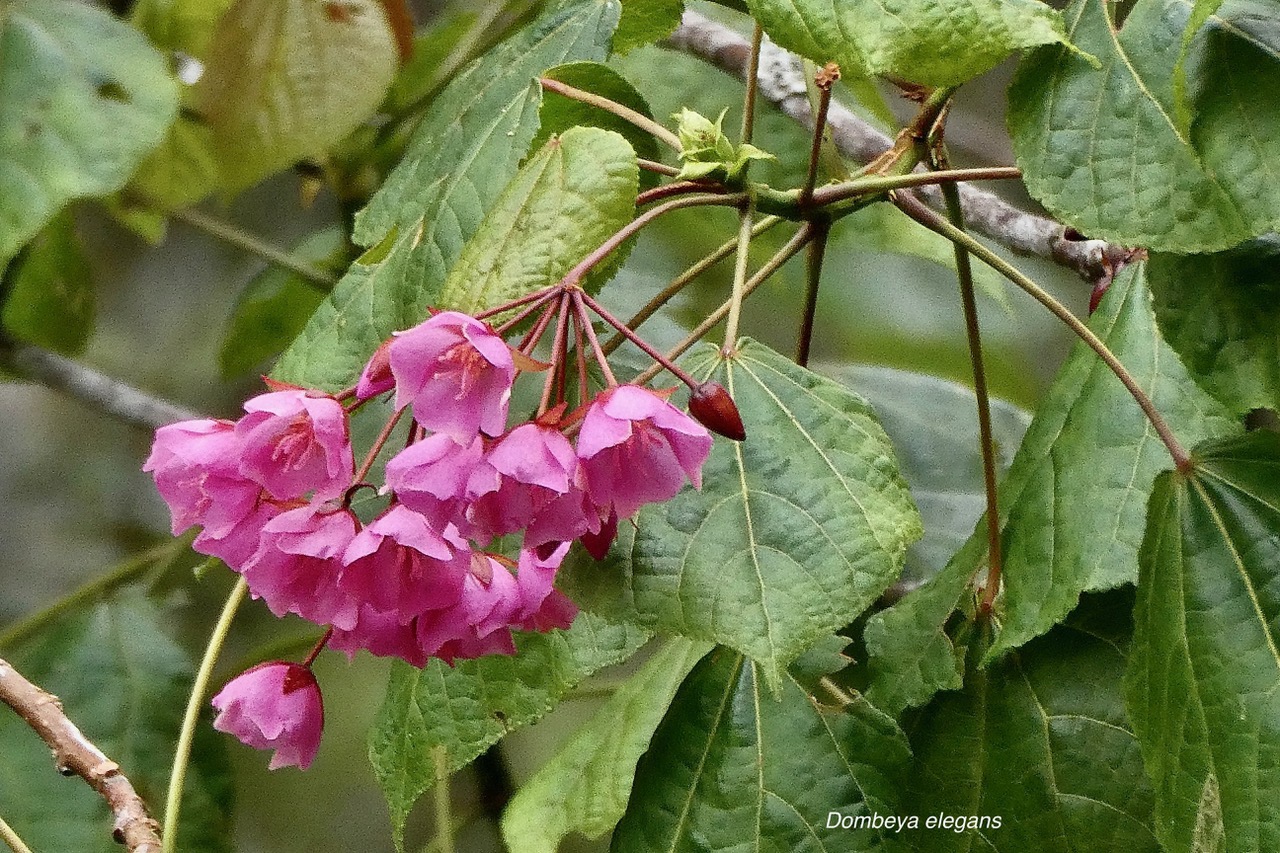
(124, 116), (220, 221)
(368, 612), (648, 851)
(983, 262), (1239, 660)
(193, 0), (398, 192)
(1126, 431), (1280, 852)
(1148, 240), (1280, 416)
(436, 125), (638, 314)
(537, 61), (661, 190)
(131, 0), (237, 59)
(274, 0), (620, 389)
(615, 0), (684, 53)
(0, 592), (233, 853)
(863, 262), (1238, 710)
(500, 637), (712, 853)
(744, 0), (1068, 87)
(0, 0), (178, 270)
(218, 229), (346, 378)
(1, 212), (93, 355)
(611, 648), (911, 852)
(824, 365), (1030, 586)
(1009, 0), (1280, 252)
(902, 593), (1159, 852)
(563, 340), (922, 690)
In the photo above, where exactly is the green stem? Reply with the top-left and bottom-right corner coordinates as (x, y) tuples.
(162, 577), (249, 853)
(722, 202), (757, 356)
(795, 218), (830, 366)
(0, 538), (187, 650)
(539, 77), (682, 153)
(807, 166), (1022, 208)
(931, 149), (1005, 616)
(894, 193), (1192, 470)
(0, 815), (33, 853)
(170, 208), (337, 289)
(635, 224), (813, 385)
(432, 745), (455, 853)
(602, 216), (782, 356)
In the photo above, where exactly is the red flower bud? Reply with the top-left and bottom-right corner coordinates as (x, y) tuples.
(688, 381), (745, 441)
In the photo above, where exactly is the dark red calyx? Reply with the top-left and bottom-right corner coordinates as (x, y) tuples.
(688, 381), (745, 441)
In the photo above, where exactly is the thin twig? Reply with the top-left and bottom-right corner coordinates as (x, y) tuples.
(809, 166), (1023, 207)
(432, 745), (456, 853)
(664, 12), (1128, 282)
(162, 578), (249, 853)
(0, 657), (162, 852)
(722, 205), (756, 356)
(169, 208), (338, 289)
(539, 77), (683, 152)
(795, 218), (830, 366)
(0, 814), (33, 853)
(894, 193), (1191, 470)
(799, 64), (838, 206)
(635, 224), (814, 385)
(0, 335), (199, 430)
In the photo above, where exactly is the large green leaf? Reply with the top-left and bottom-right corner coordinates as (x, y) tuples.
(611, 647), (911, 852)
(436, 126), (638, 313)
(1009, 0), (1280, 252)
(981, 262), (1237, 659)
(274, 0), (620, 389)
(500, 638), (712, 853)
(1148, 238), (1280, 417)
(0, 0), (178, 270)
(902, 593), (1159, 852)
(193, 0), (398, 192)
(1126, 431), (1280, 852)
(1, 212), (93, 355)
(744, 0), (1068, 87)
(864, 263), (1238, 710)
(563, 340), (922, 690)
(368, 613), (648, 851)
(0, 593), (232, 853)
(615, 0), (684, 53)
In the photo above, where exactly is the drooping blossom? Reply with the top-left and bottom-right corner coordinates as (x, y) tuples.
(512, 543), (578, 631)
(212, 662), (324, 770)
(383, 433), (492, 531)
(236, 390), (354, 501)
(576, 385), (713, 519)
(578, 510), (619, 561)
(144, 418), (274, 568)
(466, 423), (593, 548)
(340, 505), (470, 619)
(240, 506), (360, 628)
(389, 311), (514, 441)
(328, 603), (427, 668)
(356, 339), (395, 401)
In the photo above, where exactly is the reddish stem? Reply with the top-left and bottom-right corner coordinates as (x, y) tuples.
(577, 289), (700, 390)
(476, 285), (559, 321)
(353, 406), (406, 484)
(572, 291), (618, 387)
(538, 293), (573, 415)
(637, 181), (727, 206)
(301, 627), (333, 668)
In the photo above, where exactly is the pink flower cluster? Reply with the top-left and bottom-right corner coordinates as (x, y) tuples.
(149, 309), (716, 769)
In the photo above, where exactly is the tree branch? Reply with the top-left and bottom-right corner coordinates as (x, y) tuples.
(0, 335), (198, 430)
(0, 657), (163, 853)
(664, 11), (1134, 282)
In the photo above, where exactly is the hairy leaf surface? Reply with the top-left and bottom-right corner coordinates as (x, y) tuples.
(1009, 0), (1280, 252)
(194, 0), (397, 192)
(1149, 238), (1280, 417)
(368, 613), (648, 850)
(274, 0), (620, 388)
(611, 647), (910, 852)
(500, 638), (712, 852)
(1126, 432), (1280, 852)
(563, 340), (922, 690)
(436, 126), (638, 314)
(745, 0), (1068, 86)
(0, 0), (178, 269)
(903, 595), (1159, 852)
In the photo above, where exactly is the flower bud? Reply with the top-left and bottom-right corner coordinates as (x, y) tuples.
(212, 662), (324, 770)
(688, 381), (745, 441)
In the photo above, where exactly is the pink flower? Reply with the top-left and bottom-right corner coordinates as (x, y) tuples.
(466, 423), (593, 548)
(416, 556), (521, 662)
(212, 662), (324, 770)
(576, 386), (713, 519)
(340, 505), (470, 619)
(512, 543), (577, 631)
(241, 506), (360, 628)
(328, 604), (427, 667)
(356, 339), (395, 401)
(383, 433), (492, 531)
(236, 390), (354, 502)
(145, 419), (261, 538)
(389, 311), (515, 441)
